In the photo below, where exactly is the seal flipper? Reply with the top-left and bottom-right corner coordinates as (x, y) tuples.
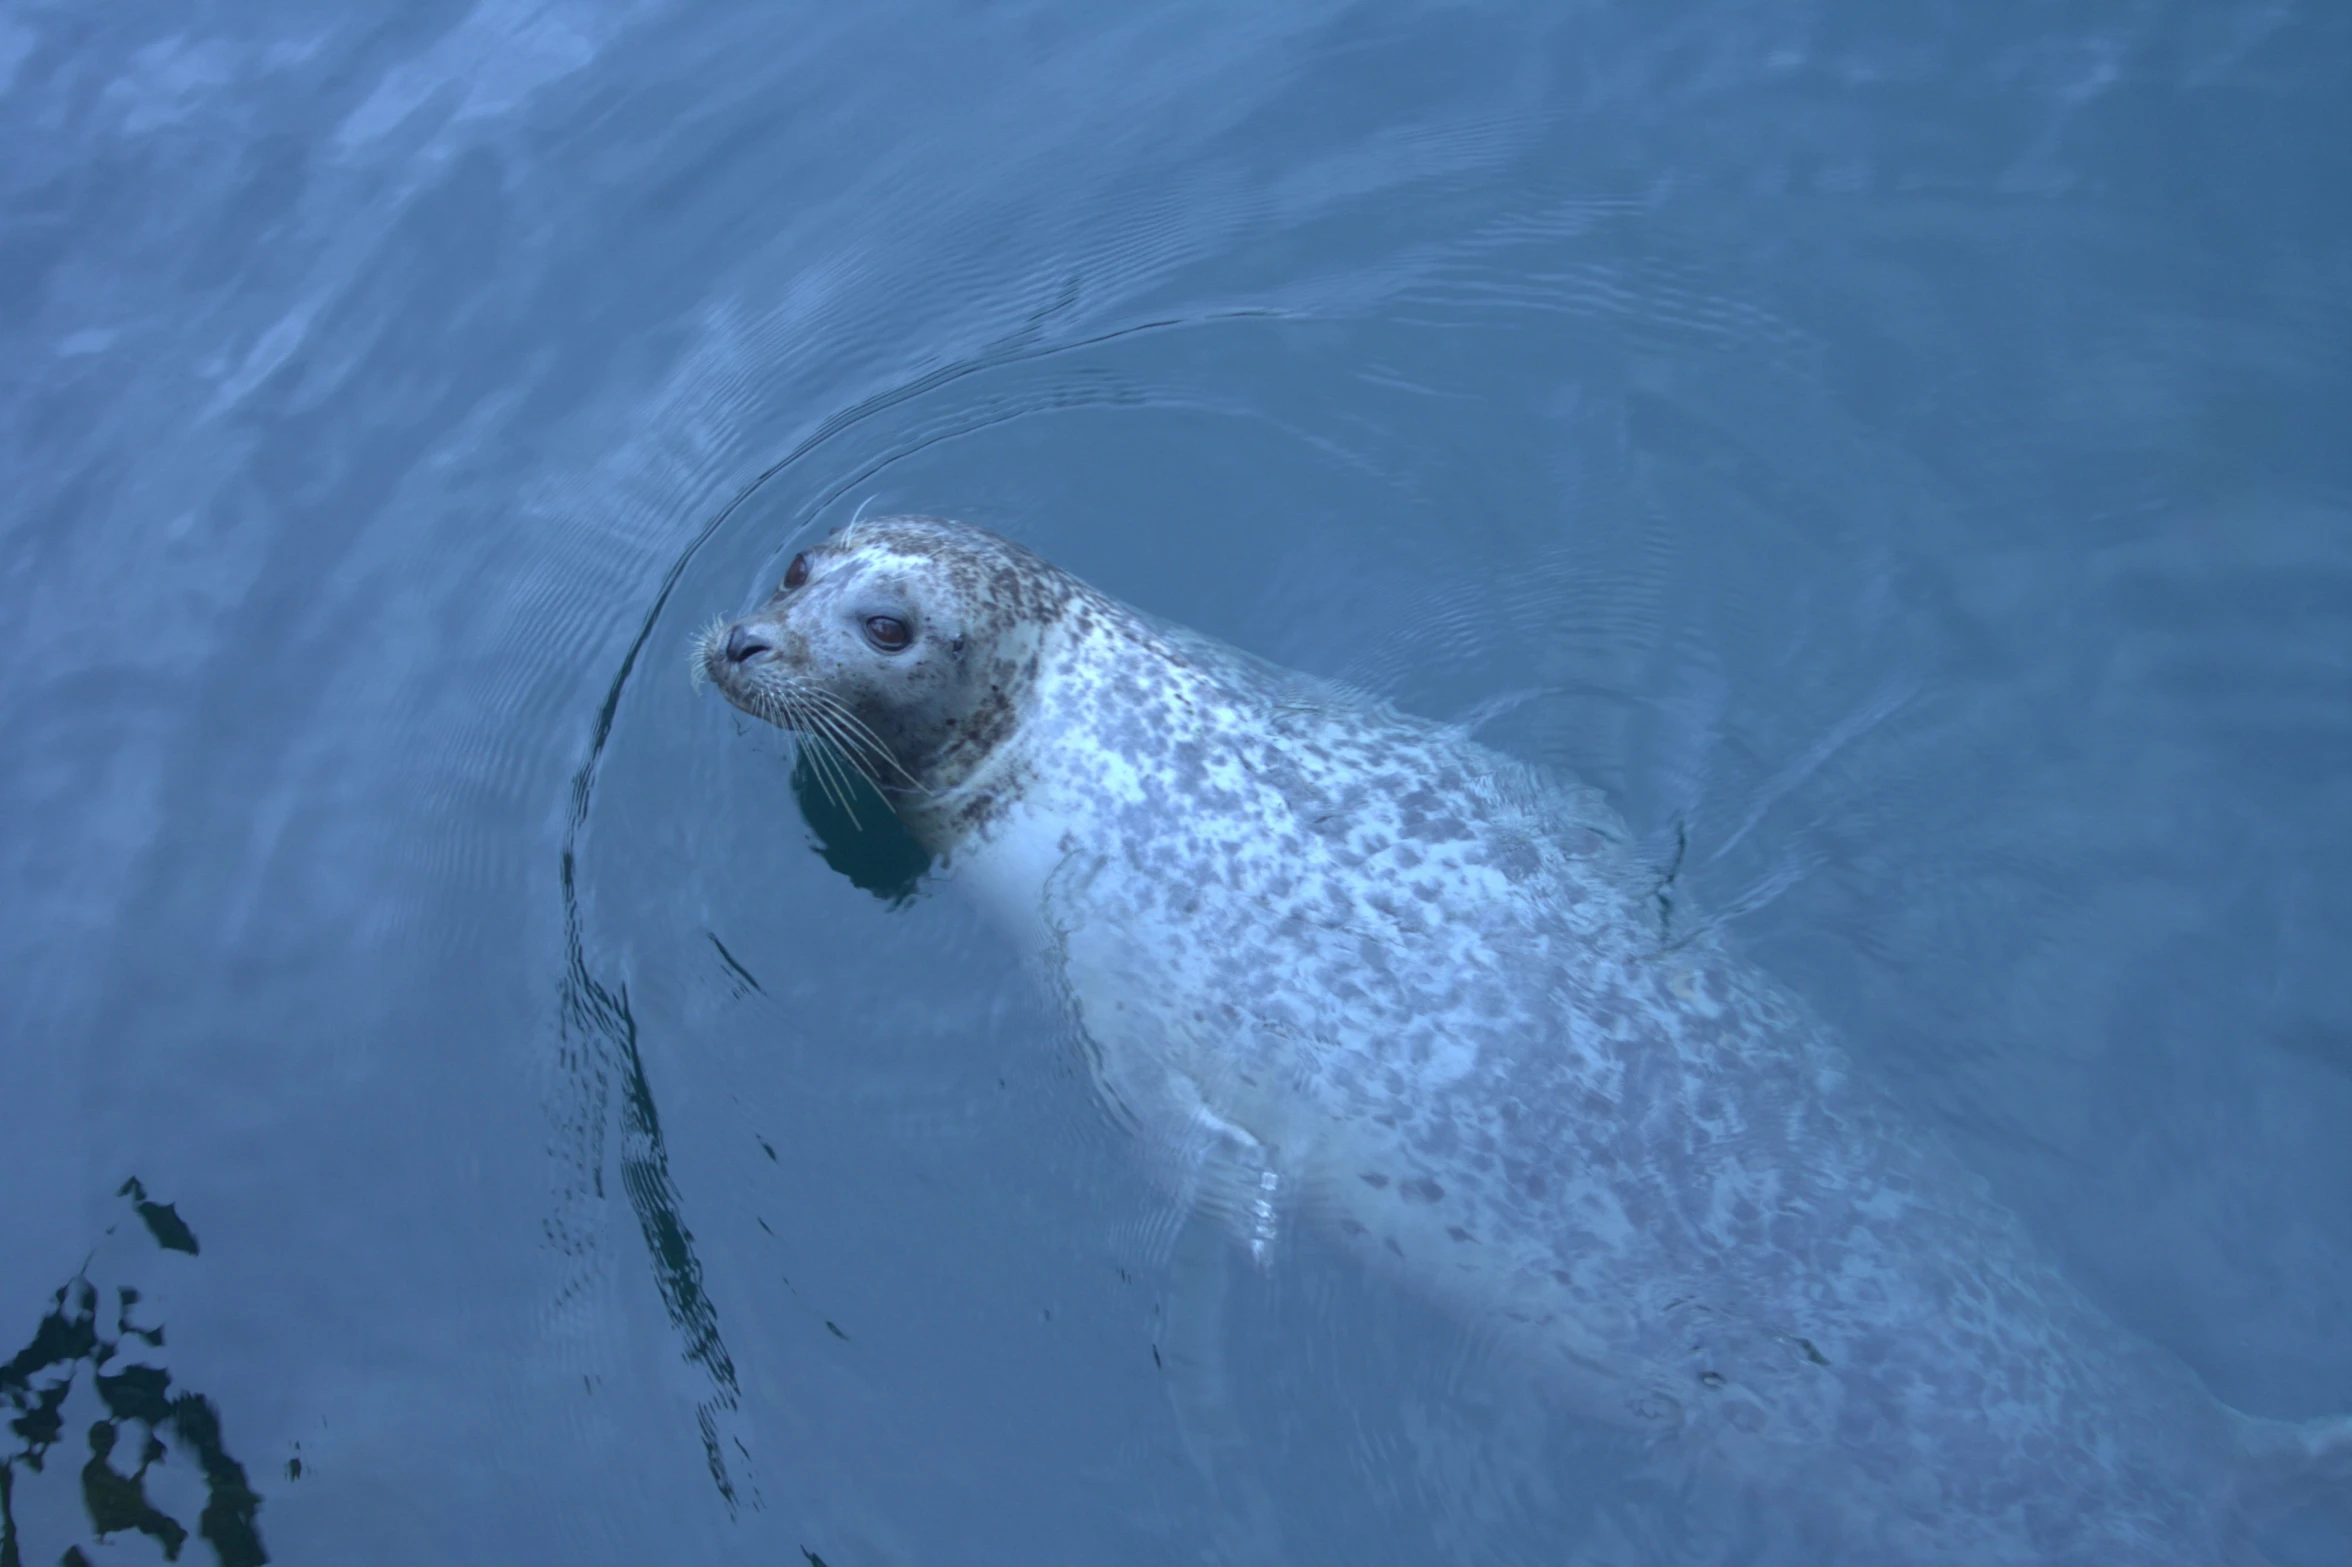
(1156, 1210), (1293, 1567)
(1157, 1085), (1287, 1265)
(2233, 1409), (2352, 1553)
(2235, 1409), (2352, 1495)
(1040, 858), (1295, 1265)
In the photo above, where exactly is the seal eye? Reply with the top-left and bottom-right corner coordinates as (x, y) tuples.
(783, 552), (810, 591)
(863, 614), (911, 652)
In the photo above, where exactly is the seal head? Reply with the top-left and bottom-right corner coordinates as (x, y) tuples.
(698, 516), (1075, 843)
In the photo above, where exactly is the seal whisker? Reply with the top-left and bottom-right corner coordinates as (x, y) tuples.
(792, 693), (874, 825)
(796, 729), (856, 821)
(802, 735), (863, 826)
(794, 694), (872, 767)
(688, 615), (728, 691)
(801, 691), (922, 790)
(796, 687), (885, 750)
(745, 681), (797, 735)
(801, 707), (883, 802)
(815, 714), (886, 790)
(836, 500), (885, 552)
(747, 682), (832, 804)
(778, 691), (864, 825)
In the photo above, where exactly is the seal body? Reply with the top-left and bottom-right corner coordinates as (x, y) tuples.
(703, 516), (2339, 1564)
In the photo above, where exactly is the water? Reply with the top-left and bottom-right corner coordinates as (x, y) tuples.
(2, 2), (2346, 1562)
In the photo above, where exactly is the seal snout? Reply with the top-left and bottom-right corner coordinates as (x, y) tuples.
(724, 624), (775, 665)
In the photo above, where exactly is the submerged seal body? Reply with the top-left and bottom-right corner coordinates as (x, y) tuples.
(701, 516), (2344, 1563)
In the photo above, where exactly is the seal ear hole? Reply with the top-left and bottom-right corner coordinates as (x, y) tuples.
(863, 614), (912, 652)
(783, 552), (810, 591)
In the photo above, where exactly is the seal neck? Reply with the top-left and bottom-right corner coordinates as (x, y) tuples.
(882, 613), (1064, 855)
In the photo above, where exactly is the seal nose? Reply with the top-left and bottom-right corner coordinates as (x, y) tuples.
(725, 624), (773, 665)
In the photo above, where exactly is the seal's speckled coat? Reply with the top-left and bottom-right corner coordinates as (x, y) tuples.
(705, 516), (2344, 1565)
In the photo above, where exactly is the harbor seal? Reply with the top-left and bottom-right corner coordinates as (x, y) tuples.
(698, 515), (2347, 1563)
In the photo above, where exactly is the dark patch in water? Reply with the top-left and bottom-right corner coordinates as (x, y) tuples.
(116, 1178), (199, 1256)
(791, 748), (931, 905)
(1, 1184), (266, 1567)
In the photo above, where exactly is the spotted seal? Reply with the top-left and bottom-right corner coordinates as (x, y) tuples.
(699, 515), (2346, 1563)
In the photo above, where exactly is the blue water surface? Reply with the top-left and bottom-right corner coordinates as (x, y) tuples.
(2, 2), (2347, 1563)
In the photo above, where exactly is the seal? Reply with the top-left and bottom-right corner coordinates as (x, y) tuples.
(699, 515), (2347, 1563)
